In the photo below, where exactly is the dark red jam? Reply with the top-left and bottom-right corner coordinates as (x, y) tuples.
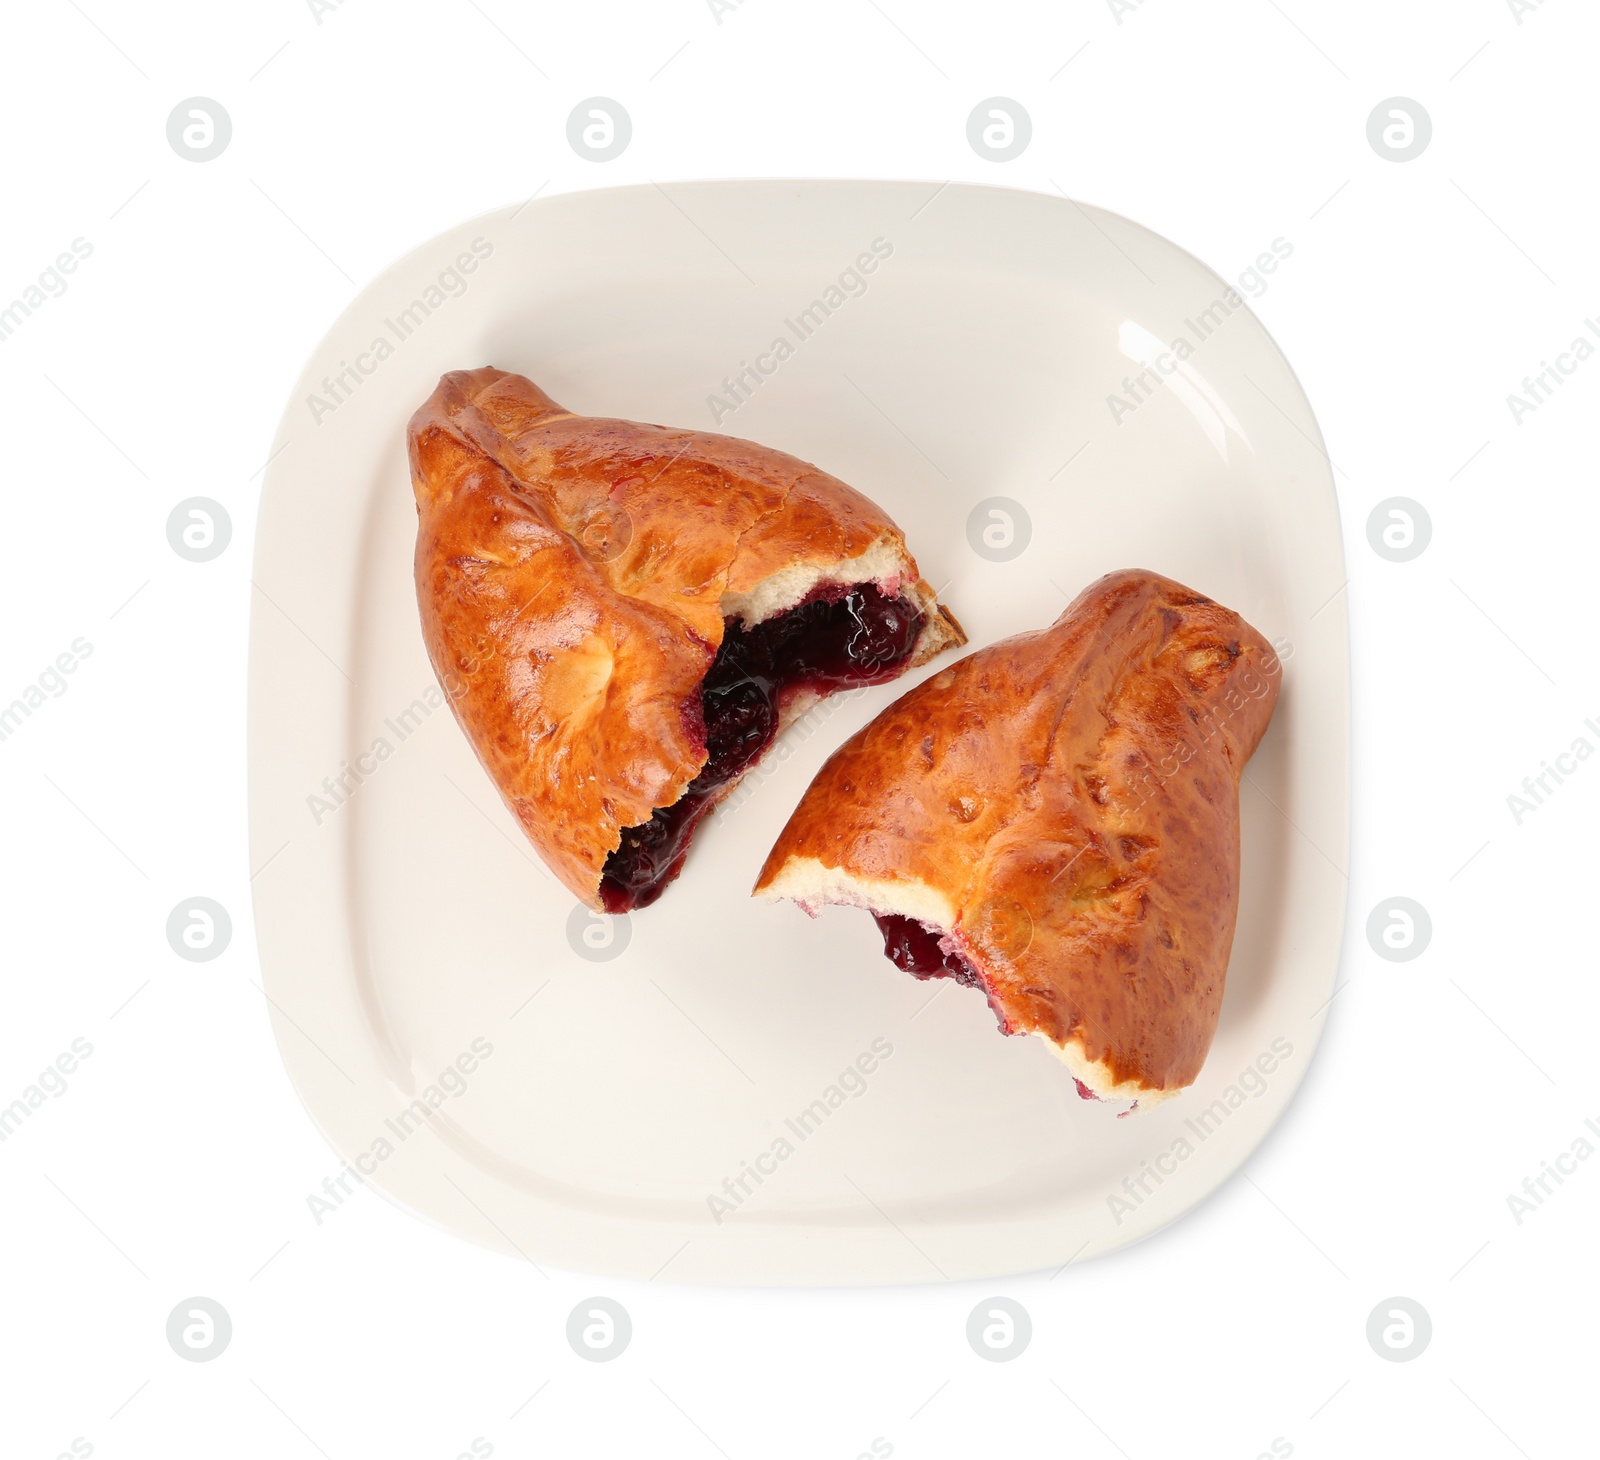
(871, 912), (1014, 1035)
(874, 913), (983, 985)
(599, 584), (924, 912)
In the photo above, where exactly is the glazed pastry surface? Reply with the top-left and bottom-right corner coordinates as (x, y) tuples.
(756, 569), (1281, 1099)
(410, 368), (963, 906)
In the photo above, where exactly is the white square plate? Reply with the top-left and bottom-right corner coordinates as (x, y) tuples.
(248, 180), (1348, 1284)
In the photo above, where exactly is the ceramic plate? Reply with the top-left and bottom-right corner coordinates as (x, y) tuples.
(248, 180), (1348, 1284)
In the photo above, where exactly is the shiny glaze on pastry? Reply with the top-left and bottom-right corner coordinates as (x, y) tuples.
(409, 368), (964, 910)
(755, 569), (1281, 1103)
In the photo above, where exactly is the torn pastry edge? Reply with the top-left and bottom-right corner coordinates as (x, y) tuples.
(1030, 1033), (1181, 1109)
(581, 544), (964, 909)
(755, 854), (1182, 1110)
(722, 532), (965, 663)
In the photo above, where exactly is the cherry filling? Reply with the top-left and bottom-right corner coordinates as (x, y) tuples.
(874, 914), (983, 986)
(871, 913), (1016, 1035)
(877, 916), (1131, 1108)
(599, 584), (925, 912)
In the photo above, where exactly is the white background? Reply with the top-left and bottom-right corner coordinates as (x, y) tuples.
(1, 1), (1595, 1457)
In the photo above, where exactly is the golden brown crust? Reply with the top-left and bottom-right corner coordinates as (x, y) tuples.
(754, 570), (1282, 1096)
(409, 367), (964, 907)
